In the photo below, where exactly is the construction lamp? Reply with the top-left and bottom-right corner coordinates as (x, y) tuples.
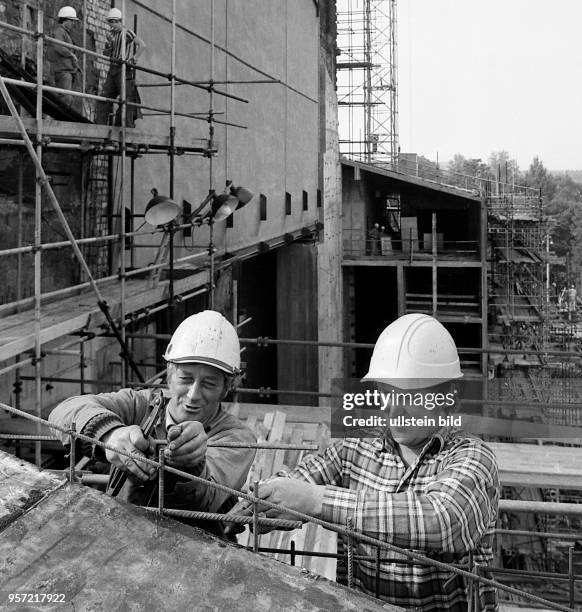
(230, 185), (254, 206)
(211, 193), (240, 222)
(210, 186), (254, 222)
(144, 188), (181, 226)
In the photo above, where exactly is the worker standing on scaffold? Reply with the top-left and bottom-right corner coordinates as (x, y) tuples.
(233, 314), (500, 611)
(49, 311), (256, 539)
(47, 6), (81, 108)
(95, 7), (145, 127)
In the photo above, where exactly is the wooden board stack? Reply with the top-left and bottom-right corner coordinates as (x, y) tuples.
(226, 403), (338, 580)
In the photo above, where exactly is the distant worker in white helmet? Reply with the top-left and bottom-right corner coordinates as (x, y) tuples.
(233, 313), (499, 611)
(95, 7), (145, 127)
(50, 311), (256, 538)
(567, 284), (577, 321)
(47, 6), (81, 107)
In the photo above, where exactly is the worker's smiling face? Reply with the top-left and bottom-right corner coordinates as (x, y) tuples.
(167, 363), (227, 425)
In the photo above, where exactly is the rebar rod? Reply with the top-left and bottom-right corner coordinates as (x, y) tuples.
(0, 400), (574, 612)
(142, 507), (302, 530)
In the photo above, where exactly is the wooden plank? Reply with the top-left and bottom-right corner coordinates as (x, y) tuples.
(283, 425), (306, 470)
(308, 527), (337, 581)
(490, 442), (582, 490)
(0, 272), (208, 363)
(225, 402), (331, 424)
(262, 412), (286, 478)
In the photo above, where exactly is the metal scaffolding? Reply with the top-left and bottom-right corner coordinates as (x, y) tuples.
(0, 0), (251, 465)
(337, 0), (398, 165)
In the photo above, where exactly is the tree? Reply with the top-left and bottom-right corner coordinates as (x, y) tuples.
(446, 154), (492, 189)
(523, 157), (556, 200)
(488, 151), (522, 184)
(545, 174), (582, 282)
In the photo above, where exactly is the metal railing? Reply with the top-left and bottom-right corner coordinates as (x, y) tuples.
(343, 228), (479, 259)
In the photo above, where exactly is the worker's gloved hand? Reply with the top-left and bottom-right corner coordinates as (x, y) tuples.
(102, 425), (157, 482)
(164, 421), (207, 468)
(230, 478), (324, 533)
(253, 478), (324, 520)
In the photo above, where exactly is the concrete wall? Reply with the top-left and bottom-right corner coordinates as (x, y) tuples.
(0, 1), (332, 421)
(121, 0), (321, 269)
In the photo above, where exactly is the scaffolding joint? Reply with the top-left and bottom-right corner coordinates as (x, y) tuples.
(256, 336), (271, 348)
(30, 352), (45, 366)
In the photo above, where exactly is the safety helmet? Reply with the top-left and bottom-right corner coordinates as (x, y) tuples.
(163, 310), (240, 375)
(362, 313), (463, 389)
(106, 8), (122, 21)
(57, 6), (79, 20)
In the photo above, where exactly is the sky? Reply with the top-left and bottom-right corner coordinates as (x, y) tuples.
(397, 1), (582, 171)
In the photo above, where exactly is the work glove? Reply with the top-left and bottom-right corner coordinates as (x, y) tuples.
(227, 478), (325, 534)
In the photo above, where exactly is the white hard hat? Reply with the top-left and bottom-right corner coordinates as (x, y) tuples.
(362, 313), (463, 389)
(57, 6), (79, 20)
(163, 310), (240, 375)
(107, 7), (122, 20)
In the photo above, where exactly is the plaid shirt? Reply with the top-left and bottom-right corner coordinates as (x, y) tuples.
(290, 428), (499, 612)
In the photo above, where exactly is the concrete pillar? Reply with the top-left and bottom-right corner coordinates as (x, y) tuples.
(277, 243), (318, 406)
(317, 46), (343, 402)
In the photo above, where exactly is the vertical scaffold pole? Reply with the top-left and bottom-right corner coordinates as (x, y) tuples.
(208, 0), (216, 309)
(119, 0), (128, 387)
(252, 480), (260, 553)
(33, 8), (44, 467)
(168, 0), (177, 330)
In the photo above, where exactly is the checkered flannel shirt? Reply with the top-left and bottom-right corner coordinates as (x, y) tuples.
(289, 428), (499, 612)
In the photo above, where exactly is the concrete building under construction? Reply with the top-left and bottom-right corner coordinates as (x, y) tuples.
(1, 2), (581, 610)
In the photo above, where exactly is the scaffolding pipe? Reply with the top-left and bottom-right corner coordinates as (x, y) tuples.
(0, 137), (210, 153)
(93, 332), (582, 360)
(33, 9), (43, 467)
(0, 76), (245, 128)
(0, 226), (164, 257)
(0, 249), (208, 317)
(120, 0), (128, 388)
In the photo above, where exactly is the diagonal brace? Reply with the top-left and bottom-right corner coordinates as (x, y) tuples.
(0, 76), (144, 382)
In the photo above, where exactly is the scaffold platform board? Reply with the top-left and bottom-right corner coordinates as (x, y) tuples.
(488, 441), (582, 490)
(0, 271), (206, 363)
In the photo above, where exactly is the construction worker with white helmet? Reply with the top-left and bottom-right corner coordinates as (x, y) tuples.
(47, 6), (81, 108)
(50, 311), (256, 538)
(234, 313), (499, 611)
(95, 5), (145, 126)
